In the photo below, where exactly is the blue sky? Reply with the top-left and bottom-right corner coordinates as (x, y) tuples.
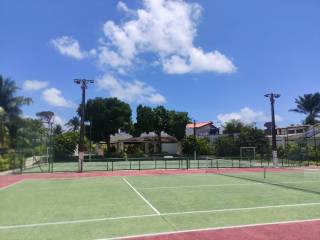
(1, 0), (319, 127)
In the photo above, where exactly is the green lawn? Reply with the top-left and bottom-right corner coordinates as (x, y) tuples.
(1, 172), (320, 240)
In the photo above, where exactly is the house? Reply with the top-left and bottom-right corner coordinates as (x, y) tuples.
(110, 132), (179, 155)
(266, 124), (320, 147)
(186, 121), (219, 143)
(276, 125), (311, 136)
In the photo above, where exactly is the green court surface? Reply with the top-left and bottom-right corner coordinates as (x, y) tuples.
(1, 171), (320, 240)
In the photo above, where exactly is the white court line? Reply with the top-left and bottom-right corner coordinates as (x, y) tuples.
(0, 180), (25, 191)
(122, 178), (160, 215)
(138, 182), (262, 190)
(0, 214), (158, 230)
(1, 201), (320, 230)
(96, 217), (320, 240)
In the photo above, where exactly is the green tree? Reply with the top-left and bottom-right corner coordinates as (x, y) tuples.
(215, 120), (269, 157)
(53, 124), (63, 135)
(135, 105), (169, 153)
(36, 111), (54, 124)
(223, 120), (244, 134)
(167, 111), (190, 141)
(135, 105), (189, 153)
(153, 106), (169, 153)
(214, 135), (239, 156)
(290, 93), (320, 125)
(83, 97), (132, 150)
(0, 75), (32, 146)
(182, 135), (212, 155)
(135, 105), (155, 134)
(65, 116), (80, 132)
(53, 132), (79, 158)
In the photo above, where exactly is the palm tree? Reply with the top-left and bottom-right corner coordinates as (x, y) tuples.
(0, 75), (32, 146)
(65, 116), (80, 132)
(290, 93), (320, 125)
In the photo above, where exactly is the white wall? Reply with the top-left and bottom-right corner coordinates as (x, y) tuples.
(162, 143), (178, 154)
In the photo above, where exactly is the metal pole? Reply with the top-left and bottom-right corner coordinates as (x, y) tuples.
(74, 79), (94, 173)
(79, 83), (86, 172)
(265, 93), (280, 167)
(89, 120), (92, 161)
(193, 120), (197, 161)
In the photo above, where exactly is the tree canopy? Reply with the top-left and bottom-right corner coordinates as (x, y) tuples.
(65, 116), (80, 132)
(0, 75), (32, 147)
(215, 120), (269, 157)
(290, 93), (320, 125)
(135, 105), (189, 153)
(83, 97), (132, 149)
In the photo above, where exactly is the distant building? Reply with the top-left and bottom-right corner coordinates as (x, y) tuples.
(266, 124), (320, 146)
(276, 125), (311, 136)
(186, 121), (219, 137)
(186, 121), (219, 143)
(110, 131), (179, 155)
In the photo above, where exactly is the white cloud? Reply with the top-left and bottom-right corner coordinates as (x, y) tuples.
(217, 107), (283, 124)
(53, 115), (66, 126)
(42, 88), (75, 108)
(51, 36), (96, 60)
(97, 74), (166, 104)
(98, 0), (236, 74)
(23, 80), (48, 91)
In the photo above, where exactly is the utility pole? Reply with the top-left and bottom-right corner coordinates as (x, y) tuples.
(74, 79), (94, 172)
(265, 93), (280, 167)
(193, 120), (197, 161)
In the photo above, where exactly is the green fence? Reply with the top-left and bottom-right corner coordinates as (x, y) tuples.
(15, 155), (313, 173)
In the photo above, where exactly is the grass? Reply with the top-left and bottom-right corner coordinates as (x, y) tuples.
(1, 171), (320, 240)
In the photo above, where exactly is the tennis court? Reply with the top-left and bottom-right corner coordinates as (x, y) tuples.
(1, 168), (320, 240)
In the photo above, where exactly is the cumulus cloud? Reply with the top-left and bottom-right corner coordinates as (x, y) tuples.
(51, 36), (96, 59)
(217, 107), (283, 124)
(98, 0), (236, 74)
(42, 88), (75, 108)
(97, 74), (166, 104)
(23, 80), (48, 91)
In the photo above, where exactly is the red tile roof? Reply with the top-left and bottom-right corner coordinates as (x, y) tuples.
(186, 121), (213, 129)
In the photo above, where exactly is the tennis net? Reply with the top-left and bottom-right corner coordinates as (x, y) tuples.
(219, 167), (320, 195)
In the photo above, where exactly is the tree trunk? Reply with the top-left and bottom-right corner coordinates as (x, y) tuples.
(106, 134), (111, 152)
(157, 132), (162, 153)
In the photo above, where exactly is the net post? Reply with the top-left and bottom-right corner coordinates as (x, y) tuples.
(264, 166), (266, 179)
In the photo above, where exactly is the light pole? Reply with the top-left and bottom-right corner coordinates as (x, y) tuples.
(265, 93), (280, 167)
(193, 120), (197, 161)
(74, 79), (94, 172)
